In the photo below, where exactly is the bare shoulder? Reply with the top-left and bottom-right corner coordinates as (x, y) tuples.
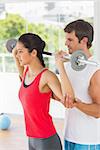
(42, 69), (57, 79)
(89, 69), (100, 103)
(90, 69), (100, 84)
(40, 69), (59, 86)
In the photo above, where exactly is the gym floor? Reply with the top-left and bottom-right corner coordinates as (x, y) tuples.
(0, 114), (64, 150)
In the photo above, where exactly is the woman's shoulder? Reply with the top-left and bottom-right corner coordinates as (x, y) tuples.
(43, 68), (55, 75)
(43, 68), (57, 79)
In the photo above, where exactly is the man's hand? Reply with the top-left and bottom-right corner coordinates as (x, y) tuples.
(61, 94), (76, 108)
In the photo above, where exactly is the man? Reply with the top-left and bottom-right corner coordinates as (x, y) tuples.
(56, 19), (100, 150)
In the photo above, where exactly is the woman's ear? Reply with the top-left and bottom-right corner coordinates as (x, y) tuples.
(31, 49), (37, 57)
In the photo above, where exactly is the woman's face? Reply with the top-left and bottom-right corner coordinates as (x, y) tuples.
(16, 42), (33, 66)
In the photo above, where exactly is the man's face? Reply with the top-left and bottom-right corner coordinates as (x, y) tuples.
(65, 31), (81, 54)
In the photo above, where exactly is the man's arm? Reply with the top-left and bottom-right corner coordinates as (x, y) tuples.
(75, 70), (100, 118)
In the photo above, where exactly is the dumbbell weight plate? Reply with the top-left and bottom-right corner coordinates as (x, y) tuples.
(70, 50), (88, 71)
(6, 39), (17, 53)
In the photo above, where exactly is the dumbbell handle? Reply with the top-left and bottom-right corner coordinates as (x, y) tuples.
(43, 51), (71, 60)
(63, 54), (71, 60)
(41, 51), (99, 67)
(77, 58), (99, 66)
(43, 51), (52, 56)
(64, 54), (99, 66)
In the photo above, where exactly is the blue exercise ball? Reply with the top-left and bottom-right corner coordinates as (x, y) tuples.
(0, 113), (11, 130)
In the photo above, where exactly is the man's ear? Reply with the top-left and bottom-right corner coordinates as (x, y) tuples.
(81, 37), (88, 44)
(31, 49), (37, 57)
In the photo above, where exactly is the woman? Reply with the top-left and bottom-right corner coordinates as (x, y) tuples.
(12, 33), (74, 150)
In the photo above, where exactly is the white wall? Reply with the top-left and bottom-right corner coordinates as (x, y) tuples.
(0, 73), (65, 118)
(94, 0), (100, 60)
(0, 73), (23, 114)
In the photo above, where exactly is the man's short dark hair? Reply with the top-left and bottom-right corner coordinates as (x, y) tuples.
(64, 19), (94, 48)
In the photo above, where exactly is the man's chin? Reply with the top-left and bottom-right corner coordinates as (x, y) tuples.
(68, 50), (72, 54)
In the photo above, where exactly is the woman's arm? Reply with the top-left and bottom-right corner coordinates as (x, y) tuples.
(55, 51), (75, 100)
(44, 70), (74, 107)
(12, 47), (24, 79)
(46, 70), (63, 102)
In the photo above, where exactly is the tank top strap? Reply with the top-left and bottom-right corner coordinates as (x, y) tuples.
(22, 66), (29, 82)
(39, 68), (48, 74)
(33, 68), (48, 85)
(36, 68), (48, 79)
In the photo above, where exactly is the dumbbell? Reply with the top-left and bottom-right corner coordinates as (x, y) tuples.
(6, 39), (17, 53)
(6, 39), (99, 71)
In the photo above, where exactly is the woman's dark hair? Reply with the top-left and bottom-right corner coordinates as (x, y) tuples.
(64, 19), (94, 48)
(18, 33), (45, 67)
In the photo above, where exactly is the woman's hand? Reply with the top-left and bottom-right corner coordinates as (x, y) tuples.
(54, 50), (69, 67)
(12, 46), (18, 59)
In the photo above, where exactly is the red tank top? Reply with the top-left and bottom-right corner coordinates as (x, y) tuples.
(19, 68), (56, 138)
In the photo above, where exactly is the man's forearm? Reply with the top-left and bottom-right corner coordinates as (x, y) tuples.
(75, 101), (100, 118)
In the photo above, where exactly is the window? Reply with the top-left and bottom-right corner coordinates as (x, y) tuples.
(0, 1), (94, 72)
